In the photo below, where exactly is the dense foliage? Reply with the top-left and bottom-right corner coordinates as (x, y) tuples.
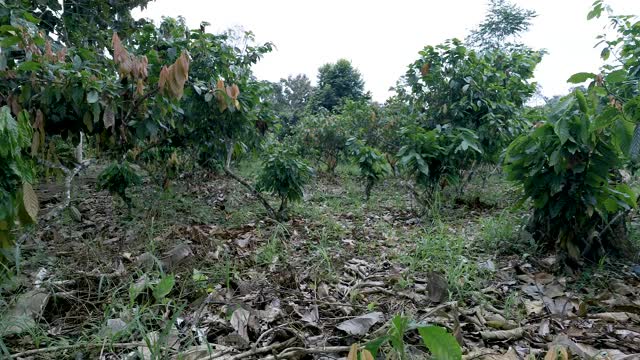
(294, 112), (349, 173)
(0, 107), (35, 267)
(308, 59), (368, 112)
(402, 39), (542, 163)
(97, 161), (143, 210)
(398, 125), (481, 208)
(505, 90), (636, 263)
(466, 0), (537, 50)
(347, 138), (392, 201)
(256, 146), (313, 218)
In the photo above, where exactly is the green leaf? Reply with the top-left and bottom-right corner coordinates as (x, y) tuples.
(364, 336), (389, 358)
(567, 72), (596, 84)
(72, 55), (82, 70)
(418, 326), (462, 360)
(554, 117), (571, 145)
(22, 12), (40, 24)
(153, 274), (175, 301)
(605, 69), (626, 83)
(86, 91), (99, 104)
(17, 61), (41, 72)
(0, 36), (20, 47)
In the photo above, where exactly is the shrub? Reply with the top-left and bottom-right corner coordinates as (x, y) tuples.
(504, 90), (636, 264)
(397, 124), (481, 209)
(97, 161), (142, 210)
(0, 107), (35, 270)
(347, 138), (391, 201)
(294, 113), (348, 174)
(256, 146), (313, 219)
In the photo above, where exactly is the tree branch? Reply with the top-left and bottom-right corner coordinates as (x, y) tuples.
(223, 167), (278, 220)
(40, 159), (94, 221)
(10, 342), (143, 359)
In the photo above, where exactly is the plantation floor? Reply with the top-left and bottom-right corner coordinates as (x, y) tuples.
(2, 162), (640, 359)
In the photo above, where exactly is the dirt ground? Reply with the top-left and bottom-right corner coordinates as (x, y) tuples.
(2, 162), (640, 359)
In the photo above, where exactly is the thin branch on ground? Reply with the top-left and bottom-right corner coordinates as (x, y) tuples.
(10, 342), (143, 359)
(40, 159), (94, 221)
(223, 166), (278, 220)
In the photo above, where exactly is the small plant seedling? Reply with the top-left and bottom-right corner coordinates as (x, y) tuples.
(97, 161), (142, 211)
(256, 145), (313, 220)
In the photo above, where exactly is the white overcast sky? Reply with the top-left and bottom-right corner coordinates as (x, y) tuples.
(133, 0), (640, 103)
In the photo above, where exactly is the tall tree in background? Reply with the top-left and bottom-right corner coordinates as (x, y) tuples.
(270, 74), (313, 127)
(309, 59), (368, 112)
(466, 0), (537, 51)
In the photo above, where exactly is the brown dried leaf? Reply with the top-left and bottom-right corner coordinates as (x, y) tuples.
(480, 327), (524, 341)
(158, 66), (169, 92)
(112, 33), (129, 66)
(216, 79), (228, 112)
(8, 94), (21, 116)
(136, 79), (145, 96)
(336, 312), (383, 336)
(427, 271), (449, 303)
(347, 344), (358, 360)
(31, 132), (39, 155)
(103, 105), (115, 129)
(230, 308), (250, 342)
(544, 345), (569, 360)
(44, 40), (55, 62)
(591, 312), (633, 322)
(22, 182), (39, 223)
(420, 63), (431, 76)
(56, 47), (67, 62)
(227, 84), (240, 100)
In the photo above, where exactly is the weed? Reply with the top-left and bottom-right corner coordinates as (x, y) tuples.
(478, 211), (537, 256)
(404, 224), (483, 299)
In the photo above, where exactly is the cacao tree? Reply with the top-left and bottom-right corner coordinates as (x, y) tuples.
(504, 90), (636, 264)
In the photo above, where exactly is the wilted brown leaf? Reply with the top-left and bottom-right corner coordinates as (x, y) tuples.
(216, 79), (228, 112)
(158, 52), (190, 99)
(31, 132), (39, 156)
(347, 344), (358, 360)
(480, 327), (524, 341)
(337, 312), (383, 336)
(230, 308), (251, 342)
(420, 63), (431, 76)
(21, 182), (39, 223)
(544, 345), (569, 360)
(56, 47), (67, 62)
(103, 105), (115, 129)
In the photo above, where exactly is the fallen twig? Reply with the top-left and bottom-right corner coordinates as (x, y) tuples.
(10, 342), (143, 359)
(224, 337), (296, 360)
(41, 159), (94, 221)
(223, 166), (278, 220)
(263, 345), (353, 359)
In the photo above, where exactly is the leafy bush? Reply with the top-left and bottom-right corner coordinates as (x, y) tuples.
(294, 113), (348, 174)
(256, 146), (313, 218)
(347, 138), (391, 201)
(504, 90), (636, 263)
(0, 107), (35, 270)
(97, 161), (142, 210)
(397, 125), (481, 209)
(403, 39), (542, 163)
